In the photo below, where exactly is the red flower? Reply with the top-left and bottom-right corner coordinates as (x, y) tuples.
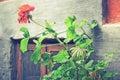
(18, 4), (35, 24)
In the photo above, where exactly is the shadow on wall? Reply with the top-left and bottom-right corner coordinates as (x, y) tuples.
(89, 25), (104, 62)
(93, 25), (103, 42)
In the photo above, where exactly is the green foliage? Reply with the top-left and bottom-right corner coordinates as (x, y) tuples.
(53, 50), (69, 63)
(20, 38), (29, 53)
(85, 60), (94, 71)
(41, 53), (51, 66)
(103, 72), (118, 79)
(44, 21), (56, 37)
(30, 38), (44, 64)
(75, 19), (87, 28)
(87, 20), (98, 29)
(20, 27), (30, 38)
(41, 60), (75, 80)
(65, 16), (76, 28)
(19, 16), (117, 80)
(64, 16), (77, 43)
(80, 39), (93, 48)
(30, 43), (42, 64)
(20, 27), (30, 53)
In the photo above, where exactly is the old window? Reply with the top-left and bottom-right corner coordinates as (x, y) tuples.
(11, 38), (73, 80)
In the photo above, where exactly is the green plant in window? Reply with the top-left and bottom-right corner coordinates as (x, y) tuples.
(18, 4), (117, 80)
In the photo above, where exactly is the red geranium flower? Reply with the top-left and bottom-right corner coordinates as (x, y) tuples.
(18, 4), (35, 24)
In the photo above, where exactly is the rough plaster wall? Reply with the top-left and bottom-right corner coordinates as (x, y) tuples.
(0, 0), (102, 80)
(93, 24), (120, 80)
(14, 0), (102, 38)
(0, 1), (18, 80)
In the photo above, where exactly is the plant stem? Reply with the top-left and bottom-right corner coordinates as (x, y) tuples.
(55, 37), (67, 49)
(57, 30), (66, 35)
(55, 37), (72, 57)
(30, 18), (45, 28)
(81, 27), (91, 39)
(31, 32), (43, 38)
(76, 67), (79, 80)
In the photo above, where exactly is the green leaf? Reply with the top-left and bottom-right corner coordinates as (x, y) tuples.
(61, 77), (69, 80)
(67, 27), (76, 38)
(64, 38), (72, 43)
(41, 53), (51, 61)
(69, 68), (76, 79)
(85, 60), (94, 71)
(73, 35), (84, 45)
(33, 39), (38, 44)
(87, 20), (98, 29)
(38, 37), (45, 43)
(45, 21), (56, 28)
(103, 72), (117, 78)
(65, 27), (77, 43)
(20, 38), (29, 53)
(30, 44), (42, 64)
(80, 39), (93, 48)
(65, 16), (76, 27)
(41, 60), (50, 66)
(44, 21), (57, 38)
(33, 37), (44, 46)
(41, 60), (75, 79)
(45, 21), (56, 33)
(20, 27), (30, 38)
(46, 61), (75, 79)
(75, 19), (87, 28)
(86, 49), (94, 58)
(79, 69), (87, 76)
(64, 16), (78, 43)
(105, 52), (116, 59)
(30, 37), (44, 64)
(53, 50), (69, 63)
(95, 60), (108, 70)
(82, 76), (88, 80)
(58, 60), (75, 73)
(66, 60), (76, 69)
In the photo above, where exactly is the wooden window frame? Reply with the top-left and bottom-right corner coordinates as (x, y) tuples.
(10, 38), (73, 80)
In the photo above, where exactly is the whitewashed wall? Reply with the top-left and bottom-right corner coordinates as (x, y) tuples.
(0, 0), (104, 80)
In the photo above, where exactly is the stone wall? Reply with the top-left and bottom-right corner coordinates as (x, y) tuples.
(1, 0), (120, 80)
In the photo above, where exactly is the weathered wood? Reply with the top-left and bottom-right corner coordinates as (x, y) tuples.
(21, 51), (40, 80)
(10, 40), (17, 80)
